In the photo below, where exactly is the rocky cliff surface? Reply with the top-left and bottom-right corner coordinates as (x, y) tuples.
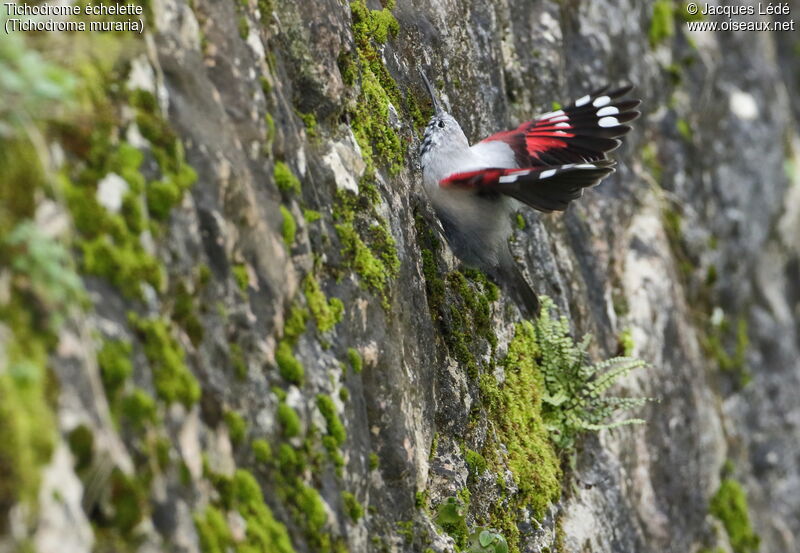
(1, 0), (799, 552)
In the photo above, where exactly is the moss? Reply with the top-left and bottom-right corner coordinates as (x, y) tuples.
(278, 403), (302, 438)
(274, 161), (301, 195)
(294, 482), (328, 538)
(369, 452), (379, 470)
(618, 328), (635, 356)
(303, 209), (322, 223)
(480, 321), (561, 542)
(297, 111), (318, 137)
(347, 0), (404, 174)
(339, 387), (350, 402)
(709, 479), (760, 553)
(279, 205), (297, 247)
(703, 316), (751, 388)
(194, 506), (233, 553)
(429, 432), (439, 460)
(264, 112), (276, 149)
(276, 340), (305, 385)
(67, 425), (94, 472)
(120, 387), (157, 429)
(346, 347), (363, 373)
(335, 219), (397, 307)
(464, 449), (487, 477)
(415, 214), (499, 379)
(0, 138), (44, 235)
(276, 443), (301, 475)
(230, 470), (296, 553)
(79, 234), (165, 298)
(649, 0), (675, 47)
(172, 281), (204, 346)
(107, 468), (147, 534)
(97, 339), (133, 399)
(317, 394), (346, 447)
(303, 274), (344, 333)
(252, 439), (272, 463)
(230, 343), (248, 380)
(59, 115), (193, 299)
(641, 142), (663, 184)
(342, 491), (364, 522)
(515, 213), (526, 230)
(283, 304), (309, 344)
(224, 411), (247, 445)
(232, 263), (249, 293)
(677, 118), (693, 142)
(332, 176), (400, 309)
(129, 314), (201, 407)
(0, 370), (57, 524)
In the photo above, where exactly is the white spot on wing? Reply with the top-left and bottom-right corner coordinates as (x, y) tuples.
(596, 106), (619, 116)
(539, 169), (557, 179)
(598, 116), (620, 128)
(555, 122), (570, 128)
(548, 116), (569, 123)
(499, 175), (518, 183)
(592, 95), (611, 107)
(575, 95), (591, 107)
(540, 109), (565, 119)
(554, 131), (568, 136)
(574, 163), (597, 169)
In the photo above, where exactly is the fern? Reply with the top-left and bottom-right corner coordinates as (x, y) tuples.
(533, 297), (651, 452)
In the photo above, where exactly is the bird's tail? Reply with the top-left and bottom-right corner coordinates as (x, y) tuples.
(489, 246), (540, 319)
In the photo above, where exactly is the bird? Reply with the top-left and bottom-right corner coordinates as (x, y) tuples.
(418, 71), (640, 316)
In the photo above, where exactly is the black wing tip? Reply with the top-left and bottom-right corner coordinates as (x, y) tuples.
(575, 84), (639, 105)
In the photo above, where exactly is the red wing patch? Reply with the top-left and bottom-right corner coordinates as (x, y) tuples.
(439, 161), (616, 213)
(480, 85), (641, 167)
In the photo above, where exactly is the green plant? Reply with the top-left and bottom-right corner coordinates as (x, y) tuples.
(4, 222), (85, 332)
(435, 496), (468, 547)
(467, 528), (509, 553)
(534, 297), (651, 452)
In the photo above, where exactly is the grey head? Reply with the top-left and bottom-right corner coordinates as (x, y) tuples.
(418, 70), (469, 164)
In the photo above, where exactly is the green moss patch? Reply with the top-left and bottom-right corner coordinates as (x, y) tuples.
(342, 491), (363, 522)
(334, 179), (400, 309)
(480, 321), (561, 533)
(276, 340), (305, 386)
(346, 347), (363, 373)
(415, 214), (498, 378)
(316, 394), (346, 446)
(274, 161), (301, 195)
(649, 0), (675, 47)
(98, 338), (134, 400)
(303, 274), (344, 333)
(278, 403), (302, 438)
(129, 314), (201, 407)
(198, 469), (296, 553)
(252, 439), (272, 463)
(710, 478), (760, 553)
(232, 263), (249, 293)
(280, 205), (297, 246)
(224, 411), (247, 445)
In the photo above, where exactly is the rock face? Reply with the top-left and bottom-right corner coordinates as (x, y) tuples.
(1, 0), (799, 552)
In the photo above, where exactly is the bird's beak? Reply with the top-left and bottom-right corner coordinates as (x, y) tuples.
(419, 69), (443, 116)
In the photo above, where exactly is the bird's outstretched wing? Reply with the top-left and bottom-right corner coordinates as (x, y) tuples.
(478, 85), (640, 166)
(440, 160), (616, 212)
